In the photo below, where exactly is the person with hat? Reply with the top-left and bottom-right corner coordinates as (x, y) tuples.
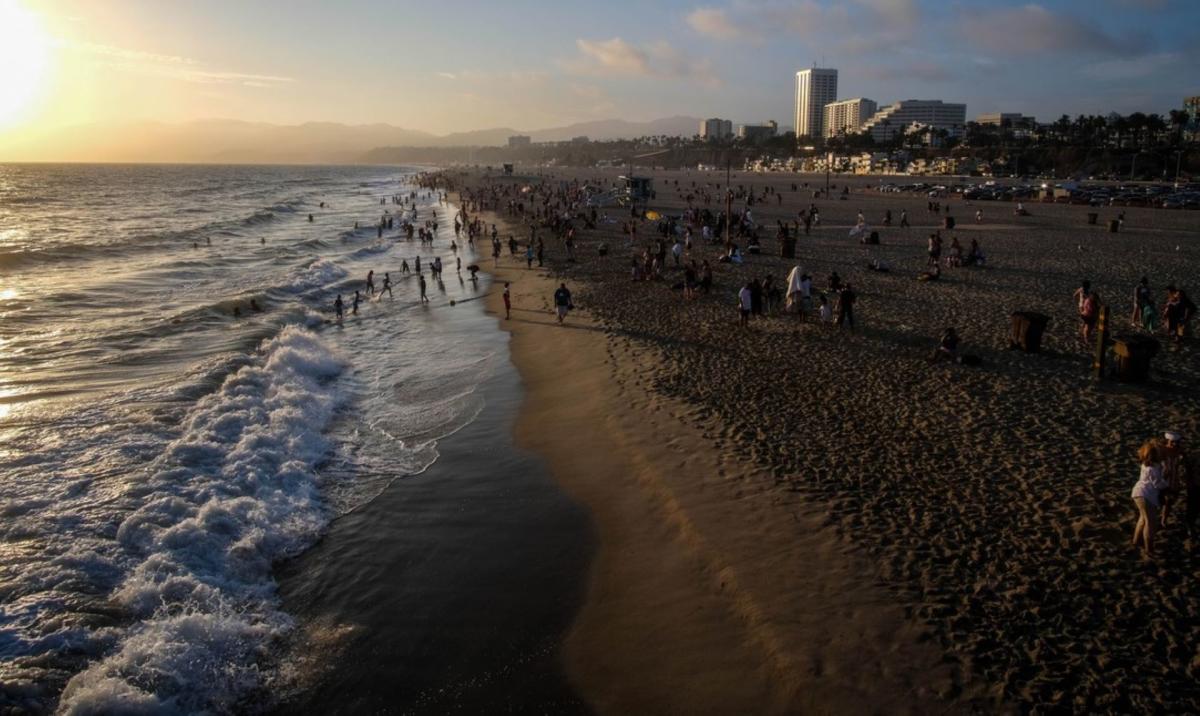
(1161, 431), (1198, 532)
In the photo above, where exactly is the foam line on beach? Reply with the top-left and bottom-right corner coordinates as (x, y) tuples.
(57, 326), (346, 714)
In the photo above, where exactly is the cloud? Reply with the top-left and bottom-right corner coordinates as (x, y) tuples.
(1108, 0), (1168, 8)
(569, 38), (651, 75)
(1083, 51), (1183, 80)
(685, 0), (918, 43)
(685, 8), (755, 41)
(563, 37), (720, 86)
(66, 41), (293, 87)
(436, 71), (457, 79)
(855, 0), (919, 28)
(68, 42), (196, 67)
(960, 4), (1150, 57)
(860, 61), (954, 83)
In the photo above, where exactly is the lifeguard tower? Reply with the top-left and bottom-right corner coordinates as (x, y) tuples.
(620, 175), (653, 203)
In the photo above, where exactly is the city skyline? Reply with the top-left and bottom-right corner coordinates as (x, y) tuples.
(0, 0), (1196, 158)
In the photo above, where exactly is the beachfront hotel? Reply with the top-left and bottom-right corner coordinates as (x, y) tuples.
(699, 118), (733, 140)
(737, 120), (778, 141)
(823, 98), (878, 139)
(794, 67), (838, 140)
(859, 99), (967, 142)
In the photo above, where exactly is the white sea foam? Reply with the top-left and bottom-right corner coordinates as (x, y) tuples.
(56, 326), (345, 714)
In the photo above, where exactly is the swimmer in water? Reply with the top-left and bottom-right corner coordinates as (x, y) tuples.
(308, 214), (314, 222)
(334, 294), (344, 319)
(250, 299), (262, 312)
(260, 237), (266, 245)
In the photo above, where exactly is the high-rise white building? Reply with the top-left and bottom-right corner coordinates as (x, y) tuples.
(823, 98), (878, 139)
(794, 68), (838, 140)
(859, 100), (967, 142)
(699, 118), (733, 140)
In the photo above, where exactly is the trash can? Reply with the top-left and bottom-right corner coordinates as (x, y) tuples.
(780, 237), (796, 258)
(1108, 334), (1159, 382)
(1109, 219), (1120, 233)
(1087, 212), (1098, 225)
(1009, 311), (1050, 353)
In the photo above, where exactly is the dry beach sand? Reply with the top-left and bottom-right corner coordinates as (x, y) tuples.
(464, 167), (1199, 713)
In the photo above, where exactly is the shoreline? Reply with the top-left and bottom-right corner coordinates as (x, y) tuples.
(478, 214), (990, 713)
(457, 164), (1199, 712)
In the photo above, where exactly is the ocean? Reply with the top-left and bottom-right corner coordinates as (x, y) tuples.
(0, 163), (546, 713)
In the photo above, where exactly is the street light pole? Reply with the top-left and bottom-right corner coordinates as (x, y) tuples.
(1176, 150), (1184, 189)
(725, 158), (732, 248)
(825, 151), (831, 198)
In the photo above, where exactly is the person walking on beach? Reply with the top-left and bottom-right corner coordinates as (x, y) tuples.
(1080, 285), (1100, 345)
(1163, 285), (1195, 342)
(1132, 277), (1151, 328)
(738, 282), (752, 327)
(553, 283), (572, 324)
(1131, 439), (1168, 558)
(1073, 280), (1097, 344)
(1165, 432), (1200, 531)
(835, 284), (856, 330)
(503, 282), (511, 319)
(334, 294), (344, 321)
(419, 274), (429, 304)
(1160, 430), (1189, 529)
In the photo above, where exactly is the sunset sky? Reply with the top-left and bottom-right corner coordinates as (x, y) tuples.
(0, 0), (1196, 150)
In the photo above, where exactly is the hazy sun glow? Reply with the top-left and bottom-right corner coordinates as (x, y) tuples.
(0, 0), (51, 128)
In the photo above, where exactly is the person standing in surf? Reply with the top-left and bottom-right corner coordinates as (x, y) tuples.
(553, 283), (572, 324)
(352, 290), (361, 315)
(503, 282), (511, 320)
(419, 274), (429, 304)
(366, 270), (376, 296)
(381, 273), (393, 298)
(334, 294), (344, 320)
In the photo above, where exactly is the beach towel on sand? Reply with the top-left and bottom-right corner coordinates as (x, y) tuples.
(786, 265), (803, 309)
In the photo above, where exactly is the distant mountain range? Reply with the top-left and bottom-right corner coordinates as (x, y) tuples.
(3, 116), (708, 164)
